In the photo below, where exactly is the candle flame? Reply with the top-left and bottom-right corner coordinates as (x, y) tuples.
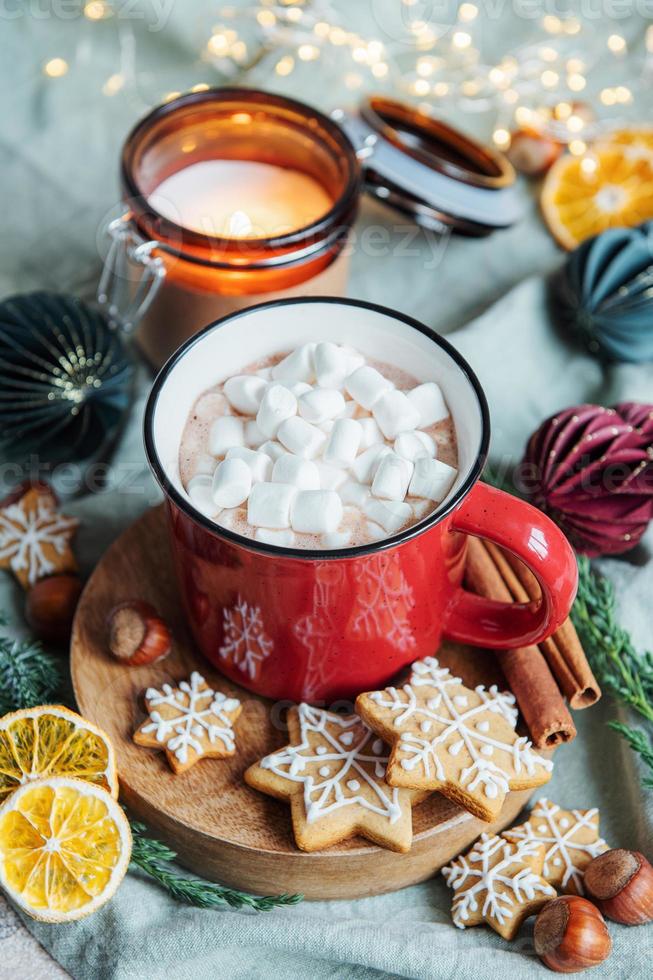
(228, 210), (253, 238)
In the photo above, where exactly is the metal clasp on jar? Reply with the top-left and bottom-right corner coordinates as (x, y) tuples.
(97, 209), (166, 332)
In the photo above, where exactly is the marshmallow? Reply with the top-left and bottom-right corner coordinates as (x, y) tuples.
(255, 367), (272, 380)
(298, 387), (346, 424)
(323, 529), (352, 548)
(365, 520), (386, 541)
(407, 382), (449, 426)
(394, 430), (436, 462)
(248, 482), (297, 529)
(340, 400), (358, 419)
(411, 498), (433, 520)
(224, 375), (267, 415)
(279, 380), (312, 399)
(373, 389), (421, 440)
(208, 416), (245, 457)
(315, 461), (347, 491)
(212, 458), (252, 508)
(345, 366), (393, 410)
(256, 384), (297, 438)
(187, 475), (216, 516)
(255, 528), (297, 547)
(365, 498), (412, 534)
(272, 453), (320, 491)
(358, 417), (383, 450)
(226, 446), (272, 483)
(409, 457), (458, 501)
(319, 419), (335, 435)
(323, 419), (362, 467)
(271, 343), (315, 383)
(245, 419), (266, 448)
(340, 479), (371, 508)
(259, 440), (285, 461)
(193, 453), (217, 477)
(352, 444), (392, 484)
(277, 416), (326, 459)
(291, 490), (343, 534)
(313, 342), (350, 388)
(371, 452), (413, 501)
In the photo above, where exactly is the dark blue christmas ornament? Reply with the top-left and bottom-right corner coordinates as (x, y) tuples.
(0, 292), (134, 467)
(553, 221), (653, 362)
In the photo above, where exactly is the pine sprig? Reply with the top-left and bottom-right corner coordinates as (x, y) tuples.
(0, 622), (61, 714)
(607, 723), (653, 788)
(129, 822), (303, 912)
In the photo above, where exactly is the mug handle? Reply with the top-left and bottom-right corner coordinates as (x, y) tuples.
(443, 481), (578, 649)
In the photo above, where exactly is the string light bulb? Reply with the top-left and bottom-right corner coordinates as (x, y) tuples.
(607, 34), (626, 54)
(43, 58), (69, 78)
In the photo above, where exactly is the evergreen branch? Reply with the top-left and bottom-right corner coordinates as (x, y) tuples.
(608, 722), (653, 787)
(0, 629), (61, 714)
(572, 557), (653, 725)
(129, 822), (303, 912)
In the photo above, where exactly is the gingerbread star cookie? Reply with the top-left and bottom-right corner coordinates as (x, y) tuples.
(133, 671), (241, 774)
(502, 798), (609, 894)
(356, 656), (553, 822)
(0, 486), (78, 589)
(442, 832), (557, 940)
(244, 703), (427, 853)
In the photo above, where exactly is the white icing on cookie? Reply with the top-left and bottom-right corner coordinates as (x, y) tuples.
(370, 656), (551, 800)
(442, 833), (556, 929)
(259, 703), (402, 825)
(504, 798), (608, 894)
(140, 671), (240, 764)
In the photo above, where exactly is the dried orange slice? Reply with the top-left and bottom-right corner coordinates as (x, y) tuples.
(0, 776), (131, 921)
(0, 705), (117, 804)
(541, 144), (653, 249)
(606, 126), (653, 153)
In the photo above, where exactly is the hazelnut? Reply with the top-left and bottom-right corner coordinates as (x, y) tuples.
(584, 849), (653, 926)
(107, 600), (172, 666)
(25, 574), (83, 644)
(534, 896), (612, 973)
(507, 129), (562, 177)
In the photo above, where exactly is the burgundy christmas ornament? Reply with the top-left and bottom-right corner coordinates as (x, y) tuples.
(521, 402), (653, 557)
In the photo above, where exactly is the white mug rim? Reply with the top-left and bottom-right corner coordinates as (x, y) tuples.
(143, 296), (491, 561)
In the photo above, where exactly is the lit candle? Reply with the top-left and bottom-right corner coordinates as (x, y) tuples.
(147, 160), (333, 239)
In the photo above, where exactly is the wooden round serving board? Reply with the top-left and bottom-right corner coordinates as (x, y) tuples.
(71, 505), (541, 901)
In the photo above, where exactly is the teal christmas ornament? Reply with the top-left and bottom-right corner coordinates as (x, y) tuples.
(552, 222), (653, 362)
(0, 292), (134, 470)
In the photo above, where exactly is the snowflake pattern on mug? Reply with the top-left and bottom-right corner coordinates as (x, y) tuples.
(350, 554), (416, 652)
(442, 833), (556, 940)
(218, 595), (273, 680)
(293, 563), (347, 700)
(244, 703), (426, 852)
(502, 798), (609, 894)
(0, 487), (78, 589)
(356, 656), (552, 822)
(133, 671), (241, 774)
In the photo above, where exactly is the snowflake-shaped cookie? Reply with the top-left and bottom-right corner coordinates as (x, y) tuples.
(133, 671), (241, 774)
(218, 594), (273, 681)
(244, 703), (427, 852)
(356, 656), (553, 822)
(0, 487), (78, 589)
(502, 798), (609, 894)
(442, 833), (556, 940)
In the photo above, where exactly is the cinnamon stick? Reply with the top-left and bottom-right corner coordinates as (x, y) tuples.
(494, 546), (601, 709)
(464, 537), (576, 748)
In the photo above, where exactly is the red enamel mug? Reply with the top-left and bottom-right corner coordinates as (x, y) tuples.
(145, 297), (578, 703)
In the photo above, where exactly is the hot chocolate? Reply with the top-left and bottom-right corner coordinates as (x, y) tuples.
(179, 342), (458, 550)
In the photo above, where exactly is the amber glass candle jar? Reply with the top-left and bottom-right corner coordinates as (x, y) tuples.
(118, 88), (361, 367)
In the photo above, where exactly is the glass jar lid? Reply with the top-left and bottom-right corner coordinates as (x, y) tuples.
(333, 96), (524, 235)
